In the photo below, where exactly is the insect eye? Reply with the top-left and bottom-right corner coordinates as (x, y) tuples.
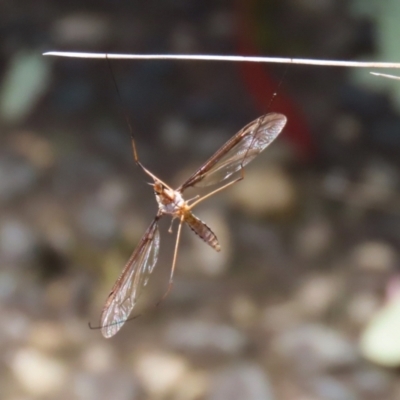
(154, 182), (164, 194)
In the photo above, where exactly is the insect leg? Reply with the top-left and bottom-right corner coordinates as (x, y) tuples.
(187, 169), (244, 210)
(158, 215), (184, 304)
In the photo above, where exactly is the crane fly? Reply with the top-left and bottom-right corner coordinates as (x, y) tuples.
(100, 112), (287, 338)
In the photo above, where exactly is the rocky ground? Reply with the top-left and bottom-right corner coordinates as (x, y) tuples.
(1, 1), (400, 399)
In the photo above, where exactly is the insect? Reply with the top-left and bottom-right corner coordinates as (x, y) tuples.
(100, 112), (287, 338)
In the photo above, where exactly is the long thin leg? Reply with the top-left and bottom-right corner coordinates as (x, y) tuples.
(187, 169), (244, 210)
(105, 56), (174, 191)
(106, 55), (142, 166)
(187, 116), (268, 209)
(187, 122), (264, 210)
(158, 215), (184, 304)
(135, 152), (174, 190)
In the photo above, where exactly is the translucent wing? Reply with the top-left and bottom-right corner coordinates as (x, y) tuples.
(100, 217), (160, 338)
(178, 113), (287, 191)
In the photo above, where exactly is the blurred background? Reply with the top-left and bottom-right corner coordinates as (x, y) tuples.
(1, 1), (400, 399)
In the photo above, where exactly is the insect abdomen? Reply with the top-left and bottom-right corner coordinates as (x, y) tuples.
(184, 213), (221, 252)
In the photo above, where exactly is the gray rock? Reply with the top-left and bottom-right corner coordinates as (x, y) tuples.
(0, 157), (37, 202)
(160, 116), (189, 151)
(0, 219), (36, 262)
(164, 319), (247, 356)
(311, 376), (358, 400)
(71, 370), (137, 400)
(79, 202), (117, 242)
(350, 241), (397, 272)
(208, 363), (275, 400)
(52, 13), (110, 46)
(133, 350), (189, 398)
(11, 347), (68, 397)
(353, 366), (393, 398)
(295, 218), (333, 260)
(273, 324), (358, 373)
(229, 166), (296, 218)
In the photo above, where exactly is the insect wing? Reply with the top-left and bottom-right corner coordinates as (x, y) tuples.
(100, 218), (160, 338)
(179, 113), (287, 191)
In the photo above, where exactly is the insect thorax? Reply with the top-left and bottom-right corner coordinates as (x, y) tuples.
(154, 182), (185, 215)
